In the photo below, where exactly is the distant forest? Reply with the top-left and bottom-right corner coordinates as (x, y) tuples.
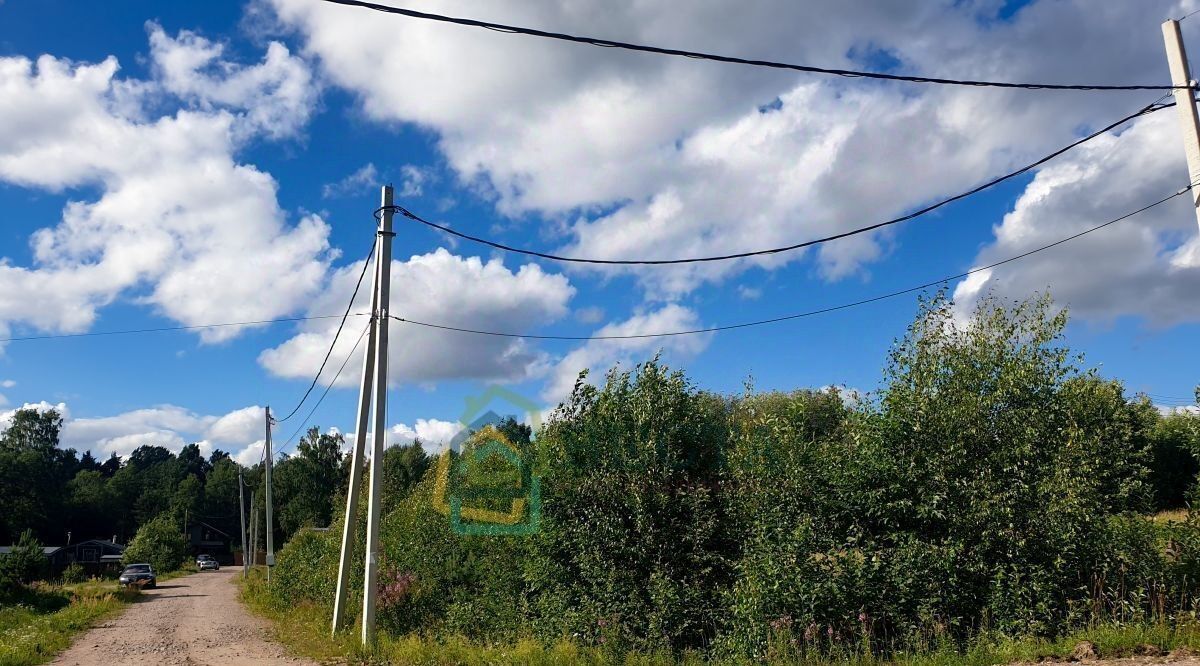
(0, 410), (432, 549)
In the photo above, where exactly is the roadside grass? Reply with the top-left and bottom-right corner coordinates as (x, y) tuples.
(237, 566), (1200, 665)
(0, 579), (139, 666)
(1151, 508), (1190, 524)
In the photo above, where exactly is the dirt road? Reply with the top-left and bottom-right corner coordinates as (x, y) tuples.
(50, 569), (315, 666)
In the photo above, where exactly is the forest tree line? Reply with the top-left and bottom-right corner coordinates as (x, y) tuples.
(0, 412), (432, 550)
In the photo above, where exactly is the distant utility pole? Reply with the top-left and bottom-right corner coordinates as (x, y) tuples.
(238, 470), (248, 579)
(330, 184), (395, 646)
(1163, 18), (1200, 231)
(265, 406), (275, 582)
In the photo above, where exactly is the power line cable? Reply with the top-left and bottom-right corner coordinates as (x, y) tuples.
(314, 0), (1185, 92)
(275, 239), (376, 423)
(276, 323), (372, 458)
(0, 313), (369, 343)
(390, 184), (1192, 340)
(393, 101), (1174, 266)
(316, 0), (1185, 91)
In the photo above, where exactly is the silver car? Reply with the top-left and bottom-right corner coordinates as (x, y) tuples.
(196, 554), (219, 571)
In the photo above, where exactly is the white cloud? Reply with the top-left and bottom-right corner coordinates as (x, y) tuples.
(267, 0), (1191, 299)
(0, 380), (15, 389)
(952, 110), (1200, 324)
(388, 418), (464, 453)
(0, 401), (68, 432)
(0, 27), (329, 346)
(259, 249), (575, 385)
(147, 22), (317, 140)
(205, 405), (265, 445)
(542, 304), (711, 404)
(234, 439), (267, 466)
(322, 162), (378, 198)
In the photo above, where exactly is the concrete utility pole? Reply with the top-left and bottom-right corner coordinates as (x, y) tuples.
(1163, 19), (1200, 231)
(265, 406), (275, 582)
(362, 185), (395, 645)
(332, 194), (383, 634)
(250, 491), (258, 570)
(238, 470), (248, 579)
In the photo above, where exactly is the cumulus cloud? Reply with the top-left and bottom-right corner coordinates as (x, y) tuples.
(952, 110), (1200, 325)
(0, 26), (329, 346)
(267, 0), (1192, 299)
(0, 401), (68, 432)
(388, 418), (464, 453)
(259, 249), (575, 385)
(147, 22), (317, 139)
(233, 439), (267, 466)
(205, 405), (265, 445)
(542, 304), (711, 404)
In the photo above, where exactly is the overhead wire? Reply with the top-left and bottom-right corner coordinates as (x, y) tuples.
(275, 238), (377, 423)
(393, 100), (1176, 266)
(276, 323), (372, 458)
(314, 0), (1185, 92)
(389, 183), (1193, 340)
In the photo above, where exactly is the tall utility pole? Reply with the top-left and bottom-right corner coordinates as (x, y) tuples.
(249, 491), (258, 570)
(1163, 19), (1200, 231)
(332, 194), (383, 633)
(238, 470), (248, 579)
(264, 406), (275, 582)
(362, 185), (395, 645)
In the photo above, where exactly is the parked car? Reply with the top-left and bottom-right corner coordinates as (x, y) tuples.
(196, 554), (219, 571)
(118, 563), (156, 588)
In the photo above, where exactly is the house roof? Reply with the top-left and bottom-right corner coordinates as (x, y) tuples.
(0, 546), (61, 555)
(194, 520), (230, 538)
(68, 539), (125, 550)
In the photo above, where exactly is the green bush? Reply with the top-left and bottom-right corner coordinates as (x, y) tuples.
(60, 562), (86, 584)
(122, 516), (188, 573)
(269, 526), (340, 610)
(524, 360), (732, 652)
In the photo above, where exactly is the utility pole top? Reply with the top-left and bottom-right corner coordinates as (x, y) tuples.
(1162, 19), (1200, 232)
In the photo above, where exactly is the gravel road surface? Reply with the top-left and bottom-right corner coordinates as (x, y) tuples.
(50, 569), (315, 666)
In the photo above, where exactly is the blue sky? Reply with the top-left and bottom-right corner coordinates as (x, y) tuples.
(2, 0), (1199, 462)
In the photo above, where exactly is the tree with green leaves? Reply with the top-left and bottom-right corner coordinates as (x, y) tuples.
(0, 529), (48, 588)
(123, 516), (188, 573)
(273, 427), (346, 538)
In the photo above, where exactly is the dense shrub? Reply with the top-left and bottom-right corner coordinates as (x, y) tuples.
(523, 361), (732, 652)
(269, 527), (340, 610)
(122, 516), (187, 573)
